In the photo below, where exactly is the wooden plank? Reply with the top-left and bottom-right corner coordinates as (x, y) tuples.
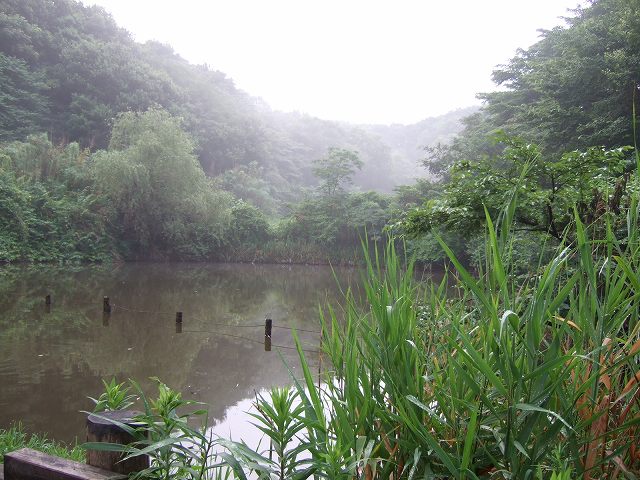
(4, 449), (126, 480)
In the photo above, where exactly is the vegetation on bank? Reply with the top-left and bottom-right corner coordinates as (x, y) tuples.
(399, 134), (638, 267)
(0, 424), (83, 463)
(0, 111), (403, 263)
(70, 183), (639, 478)
(228, 218), (640, 478)
(2, 0), (640, 265)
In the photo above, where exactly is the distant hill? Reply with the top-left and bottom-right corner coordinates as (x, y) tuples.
(361, 106), (479, 187)
(0, 0), (472, 201)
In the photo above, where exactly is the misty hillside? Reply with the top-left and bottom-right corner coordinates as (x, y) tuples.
(0, 0), (469, 200)
(362, 106), (479, 186)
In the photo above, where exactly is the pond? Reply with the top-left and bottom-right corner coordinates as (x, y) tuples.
(0, 262), (362, 445)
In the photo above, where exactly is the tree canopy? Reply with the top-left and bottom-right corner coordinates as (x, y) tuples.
(0, 0), (468, 204)
(312, 148), (363, 198)
(403, 0), (640, 261)
(431, 0), (640, 170)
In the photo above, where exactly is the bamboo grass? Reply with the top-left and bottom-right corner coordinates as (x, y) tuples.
(83, 178), (640, 479)
(230, 180), (640, 479)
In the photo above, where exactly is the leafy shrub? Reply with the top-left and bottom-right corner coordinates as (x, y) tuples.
(229, 200), (272, 245)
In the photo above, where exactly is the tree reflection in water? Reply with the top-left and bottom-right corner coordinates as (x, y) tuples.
(0, 262), (361, 443)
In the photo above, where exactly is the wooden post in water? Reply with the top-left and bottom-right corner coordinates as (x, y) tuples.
(86, 410), (148, 474)
(45, 294), (51, 313)
(264, 318), (272, 337)
(176, 311), (183, 333)
(264, 318), (272, 351)
(103, 296), (111, 314)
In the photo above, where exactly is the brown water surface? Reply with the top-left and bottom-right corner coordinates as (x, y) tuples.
(0, 262), (361, 444)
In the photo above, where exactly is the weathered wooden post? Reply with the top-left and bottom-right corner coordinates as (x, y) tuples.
(264, 318), (272, 337)
(176, 311), (183, 333)
(264, 318), (272, 351)
(86, 410), (148, 474)
(102, 312), (110, 327)
(45, 294), (51, 313)
(103, 296), (111, 314)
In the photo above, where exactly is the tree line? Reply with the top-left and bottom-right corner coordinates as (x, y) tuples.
(400, 0), (640, 264)
(1, 0), (639, 264)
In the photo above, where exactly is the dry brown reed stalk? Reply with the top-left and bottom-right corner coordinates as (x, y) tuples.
(576, 334), (640, 478)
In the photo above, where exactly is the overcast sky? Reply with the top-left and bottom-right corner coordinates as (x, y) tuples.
(82, 0), (583, 125)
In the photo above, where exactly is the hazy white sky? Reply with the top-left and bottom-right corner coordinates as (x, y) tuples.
(82, 0), (583, 125)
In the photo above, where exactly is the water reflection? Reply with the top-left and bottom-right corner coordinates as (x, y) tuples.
(0, 263), (360, 443)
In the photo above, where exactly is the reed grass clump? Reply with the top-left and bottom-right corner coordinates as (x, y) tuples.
(0, 423), (84, 462)
(83, 183), (640, 479)
(228, 188), (640, 479)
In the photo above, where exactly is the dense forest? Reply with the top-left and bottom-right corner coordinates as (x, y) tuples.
(0, 0), (639, 264)
(0, 0), (472, 262)
(398, 0), (640, 264)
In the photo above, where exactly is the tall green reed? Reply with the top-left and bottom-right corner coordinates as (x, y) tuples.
(85, 179), (640, 479)
(84, 379), (230, 480)
(232, 181), (640, 478)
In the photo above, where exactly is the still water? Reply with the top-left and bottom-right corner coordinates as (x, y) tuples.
(0, 262), (361, 444)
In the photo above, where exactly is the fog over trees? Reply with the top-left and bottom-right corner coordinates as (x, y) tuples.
(1, 0), (638, 264)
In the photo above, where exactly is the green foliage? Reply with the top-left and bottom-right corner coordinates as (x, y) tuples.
(0, 107), (406, 264)
(280, 197), (344, 245)
(0, 424), (83, 463)
(406, 135), (636, 261)
(432, 0), (640, 174)
(281, 191), (391, 248)
(0, 136), (114, 262)
(312, 147), (363, 198)
(92, 109), (233, 258)
(391, 178), (441, 210)
(0, 53), (49, 141)
(214, 162), (278, 215)
(0, 110), (239, 262)
(89, 378), (136, 413)
(274, 147), (394, 254)
(221, 387), (311, 479)
(229, 200), (272, 246)
(84, 379), (221, 480)
(484, 0), (640, 154)
(403, 230), (468, 263)
(548, 470), (573, 480)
